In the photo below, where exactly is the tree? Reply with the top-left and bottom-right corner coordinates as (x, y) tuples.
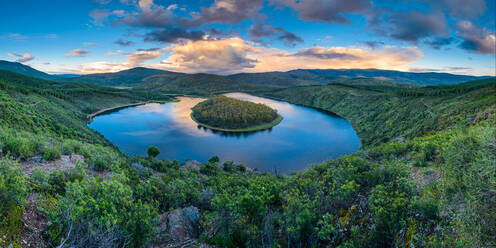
(147, 146), (160, 158)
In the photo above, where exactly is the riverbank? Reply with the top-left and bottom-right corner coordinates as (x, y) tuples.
(87, 100), (175, 122)
(190, 114), (283, 132)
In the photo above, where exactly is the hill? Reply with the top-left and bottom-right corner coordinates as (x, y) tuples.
(67, 67), (173, 86)
(0, 60), (56, 80)
(230, 68), (490, 86)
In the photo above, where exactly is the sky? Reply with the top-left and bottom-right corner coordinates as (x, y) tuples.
(0, 0), (495, 76)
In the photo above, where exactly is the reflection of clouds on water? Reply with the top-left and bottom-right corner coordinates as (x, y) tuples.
(121, 130), (159, 136)
(169, 97), (213, 137)
(128, 103), (168, 114)
(88, 92), (360, 173)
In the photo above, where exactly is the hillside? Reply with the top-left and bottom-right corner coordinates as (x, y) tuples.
(0, 70), (494, 248)
(259, 79), (495, 146)
(0, 60), (56, 80)
(0, 61), (491, 90)
(231, 68), (490, 86)
(67, 67), (173, 86)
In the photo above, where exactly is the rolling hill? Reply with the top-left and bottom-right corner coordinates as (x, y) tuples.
(0, 60), (491, 90)
(66, 67), (173, 86)
(0, 60), (57, 80)
(230, 68), (490, 86)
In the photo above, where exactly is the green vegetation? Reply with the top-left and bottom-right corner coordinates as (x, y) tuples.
(147, 146), (160, 158)
(0, 70), (494, 247)
(260, 80), (495, 146)
(191, 95), (282, 131)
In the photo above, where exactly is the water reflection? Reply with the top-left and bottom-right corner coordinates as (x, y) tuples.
(88, 93), (360, 173)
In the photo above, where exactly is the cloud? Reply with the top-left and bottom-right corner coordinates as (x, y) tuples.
(65, 49), (90, 57)
(83, 42), (99, 46)
(90, 9), (125, 25)
(7, 33), (28, 40)
(422, 0), (487, 18)
(383, 11), (448, 43)
(294, 47), (359, 60)
(79, 61), (132, 74)
(7, 52), (35, 63)
(126, 48), (163, 65)
(157, 37), (259, 74)
(153, 37), (423, 74)
(273, 0), (372, 24)
(72, 37), (423, 75)
(456, 21), (496, 54)
(144, 28), (206, 43)
(190, 0), (264, 25)
(115, 0), (263, 29)
(114, 38), (135, 46)
(247, 45), (423, 73)
(249, 22), (303, 46)
(105, 50), (124, 56)
(424, 37), (454, 50)
(363, 41), (384, 49)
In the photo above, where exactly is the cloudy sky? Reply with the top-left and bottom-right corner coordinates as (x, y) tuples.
(1, 0), (495, 75)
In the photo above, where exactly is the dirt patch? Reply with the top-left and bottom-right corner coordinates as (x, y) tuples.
(18, 154), (84, 176)
(411, 166), (441, 189)
(20, 193), (48, 248)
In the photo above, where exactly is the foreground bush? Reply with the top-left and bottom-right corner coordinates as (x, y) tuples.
(46, 176), (158, 248)
(0, 159), (28, 247)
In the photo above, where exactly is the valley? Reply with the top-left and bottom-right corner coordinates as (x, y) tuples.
(0, 62), (494, 247)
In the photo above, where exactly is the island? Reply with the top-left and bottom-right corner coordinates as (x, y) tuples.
(190, 95), (283, 132)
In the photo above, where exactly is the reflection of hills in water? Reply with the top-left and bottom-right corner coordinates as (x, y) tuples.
(195, 125), (273, 138)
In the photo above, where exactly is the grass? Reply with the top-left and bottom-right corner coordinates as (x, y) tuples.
(190, 114), (283, 132)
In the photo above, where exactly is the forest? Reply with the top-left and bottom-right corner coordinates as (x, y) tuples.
(191, 95), (281, 130)
(0, 70), (494, 247)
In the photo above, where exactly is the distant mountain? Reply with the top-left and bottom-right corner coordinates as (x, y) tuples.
(230, 69), (490, 86)
(53, 74), (81, 78)
(0, 60), (490, 88)
(0, 60), (56, 80)
(67, 67), (171, 86)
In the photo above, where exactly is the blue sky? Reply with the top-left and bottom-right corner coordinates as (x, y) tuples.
(1, 0), (494, 75)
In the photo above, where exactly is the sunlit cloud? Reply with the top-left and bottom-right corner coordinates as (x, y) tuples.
(65, 48), (90, 57)
(73, 37), (423, 74)
(7, 52), (35, 63)
(152, 37), (423, 74)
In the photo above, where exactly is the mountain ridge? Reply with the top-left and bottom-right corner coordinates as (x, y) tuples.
(0, 60), (492, 88)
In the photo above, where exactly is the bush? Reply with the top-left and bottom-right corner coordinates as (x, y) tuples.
(0, 159), (28, 246)
(46, 177), (158, 248)
(147, 146), (160, 158)
(42, 145), (61, 161)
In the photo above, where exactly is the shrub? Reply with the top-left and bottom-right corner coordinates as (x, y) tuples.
(46, 177), (158, 248)
(42, 145), (61, 161)
(0, 159), (28, 246)
(147, 146), (160, 158)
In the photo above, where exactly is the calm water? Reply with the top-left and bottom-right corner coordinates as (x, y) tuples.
(88, 93), (360, 173)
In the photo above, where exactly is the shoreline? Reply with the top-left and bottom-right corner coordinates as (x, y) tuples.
(87, 100), (173, 122)
(190, 114), (283, 132)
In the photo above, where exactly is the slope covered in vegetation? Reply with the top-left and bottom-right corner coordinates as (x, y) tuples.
(0, 71), (494, 247)
(191, 95), (281, 131)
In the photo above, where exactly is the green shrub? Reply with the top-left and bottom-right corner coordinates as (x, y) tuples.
(0, 159), (28, 246)
(42, 145), (61, 161)
(147, 146), (160, 158)
(46, 176), (158, 248)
